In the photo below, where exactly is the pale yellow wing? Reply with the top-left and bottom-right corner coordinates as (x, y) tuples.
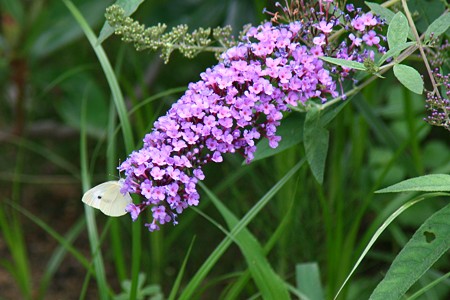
(82, 181), (132, 217)
(99, 183), (132, 217)
(82, 181), (117, 209)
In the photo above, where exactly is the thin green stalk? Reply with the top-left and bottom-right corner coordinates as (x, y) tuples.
(326, 115), (346, 297)
(130, 219), (142, 300)
(403, 91), (424, 174)
(7, 142), (32, 299)
(79, 86), (109, 299)
(149, 230), (163, 283)
(401, 0), (440, 97)
(107, 100), (127, 283)
(408, 271), (450, 300)
(107, 44), (127, 284)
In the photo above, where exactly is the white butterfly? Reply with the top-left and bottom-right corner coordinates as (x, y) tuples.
(82, 179), (132, 217)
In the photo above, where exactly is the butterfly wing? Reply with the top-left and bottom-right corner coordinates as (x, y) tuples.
(99, 182), (132, 217)
(82, 181), (115, 209)
(82, 181), (132, 217)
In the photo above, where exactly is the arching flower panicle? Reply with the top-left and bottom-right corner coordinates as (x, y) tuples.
(119, 1), (386, 231)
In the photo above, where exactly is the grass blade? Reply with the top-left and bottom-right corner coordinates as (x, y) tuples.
(167, 236), (196, 300)
(202, 185), (290, 299)
(6, 200), (91, 271)
(78, 84), (109, 299)
(37, 217), (87, 299)
(179, 159), (304, 299)
(62, 0), (134, 153)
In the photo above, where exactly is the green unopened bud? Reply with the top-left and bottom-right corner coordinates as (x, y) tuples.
(103, 4), (233, 63)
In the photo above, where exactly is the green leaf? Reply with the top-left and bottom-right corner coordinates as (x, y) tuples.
(387, 12), (409, 49)
(424, 12), (450, 43)
(365, 2), (395, 24)
(304, 107), (329, 184)
(393, 64), (424, 94)
(376, 174), (450, 193)
(97, 0), (145, 44)
(377, 42), (416, 66)
(252, 112), (304, 162)
(369, 203), (450, 300)
(409, 0), (448, 34)
(296, 262), (325, 300)
(320, 57), (366, 71)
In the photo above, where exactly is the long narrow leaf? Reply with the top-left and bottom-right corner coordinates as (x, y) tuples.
(202, 185), (290, 299)
(376, 174), (450, 193)
(78, 83), (109, 299)
(0, 201), (31, 298)
(370, 202), (450, 300)
(408, 270), (450, 300)
(167, 237), (196, 300)
(224, 193), (297, 299)
(304, 107), (329, 184)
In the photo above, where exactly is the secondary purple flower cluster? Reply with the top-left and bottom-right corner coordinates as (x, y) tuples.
(119, 3), (385, 231)
(425, 70), (450, 132)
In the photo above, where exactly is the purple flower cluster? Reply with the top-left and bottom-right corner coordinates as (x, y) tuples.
(425, 71), (450, 132)
(119, 4), (385, 231)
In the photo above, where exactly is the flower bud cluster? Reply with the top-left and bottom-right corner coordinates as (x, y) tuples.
(105, 5), (235, 62)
